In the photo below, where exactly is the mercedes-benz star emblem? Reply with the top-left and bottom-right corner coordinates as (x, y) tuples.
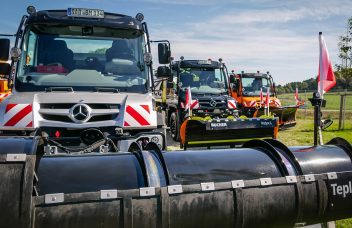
(209, 99), (217, 107)
(69, 104), (92, 123)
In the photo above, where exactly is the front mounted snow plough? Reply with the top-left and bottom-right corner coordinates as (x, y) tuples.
(229, 71), (304, 128)
(160, 58), (278, 149)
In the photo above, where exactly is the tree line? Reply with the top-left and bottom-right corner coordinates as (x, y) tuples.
(276, 69), (352, 94)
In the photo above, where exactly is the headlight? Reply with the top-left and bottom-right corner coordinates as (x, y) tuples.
(151, 136), (159, 144)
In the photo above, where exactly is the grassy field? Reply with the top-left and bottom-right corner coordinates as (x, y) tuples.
(279, 112), (352, 145)
(278, 92), (352, 111)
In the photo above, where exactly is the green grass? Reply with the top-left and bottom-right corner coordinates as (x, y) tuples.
(278, 92), (352, 111)
(278, 113), (352, 146)
(337, 219), (352, 228)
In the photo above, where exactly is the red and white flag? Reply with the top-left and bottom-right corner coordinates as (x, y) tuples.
(318, 32), (336, 97)
(184, 86), (192, 116)
(260, 88), (263, 107)
(295, 87), (300, 105)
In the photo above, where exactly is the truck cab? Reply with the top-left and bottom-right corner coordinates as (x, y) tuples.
(165, 58), (238, 140)
(0, 7), (171, 152)
(230, 72), (277, 115)
(230, 71), (300, 127)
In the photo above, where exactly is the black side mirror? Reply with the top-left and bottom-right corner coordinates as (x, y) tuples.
(167, 82), (174, 89)
(0, 63), (10, 76)
(158, 43), (170, 64)
(230, 77), (238, 89)
(157, 66), (171, 78)
(0, 39), (10, 61)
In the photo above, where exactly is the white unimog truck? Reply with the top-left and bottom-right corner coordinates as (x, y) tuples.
(0, 6), (171, 153)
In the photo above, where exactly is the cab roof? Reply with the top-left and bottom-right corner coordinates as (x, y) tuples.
(175, 60), (221, 69)
(26, 10), (143, 32)
(241, 73), (269, 78)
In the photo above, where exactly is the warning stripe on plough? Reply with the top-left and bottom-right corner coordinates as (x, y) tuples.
(272, 99), (281, 107)
(243, 100), (257, 107)
(180, 100), (199, 109)
(227, 100), (237, 109)
(124, 104), (152, 127)
(3, 104), (33, 127)
(0, 93), (9, 100)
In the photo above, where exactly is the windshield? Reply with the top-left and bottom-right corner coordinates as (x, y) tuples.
(179, 67), (227, 95)
(15, 25), (148, 93)
(241, 76), (274, 96)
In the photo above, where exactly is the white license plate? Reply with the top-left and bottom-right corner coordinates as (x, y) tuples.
(67, 8), (104, 19)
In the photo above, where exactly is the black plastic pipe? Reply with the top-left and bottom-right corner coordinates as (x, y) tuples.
(1, 137), (352, 228)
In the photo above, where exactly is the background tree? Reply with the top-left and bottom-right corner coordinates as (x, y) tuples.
(336, 17), (352, 90)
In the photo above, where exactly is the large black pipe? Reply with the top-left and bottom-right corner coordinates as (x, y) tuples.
(1, 137), (352, 228)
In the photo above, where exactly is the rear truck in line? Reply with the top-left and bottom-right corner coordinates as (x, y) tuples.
(159, 58), (279, 149)
(229, 71), (304, 128)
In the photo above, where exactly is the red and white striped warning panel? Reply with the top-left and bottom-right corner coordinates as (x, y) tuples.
(180, 100), (199, 109)
(227, 100), (237, 109)
(123, 104), (156, 127)
(243, 100), (257, 107)
(273, 99), (281, 107)
(3, 104), (33, 127)
(190, 100), (199, 109)
(0, 93), (9, 100)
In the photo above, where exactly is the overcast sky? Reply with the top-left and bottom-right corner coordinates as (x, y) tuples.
(0, 0), (350, 85)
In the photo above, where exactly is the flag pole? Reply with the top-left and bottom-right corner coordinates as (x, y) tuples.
(266, 87), (270, 116)
(319, 32), (324, 100)
(260, 88), (262, 108)
(318, 32), (324, 145)
(188, 86), (192, 118)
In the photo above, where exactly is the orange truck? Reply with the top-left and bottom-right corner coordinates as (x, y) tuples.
(229, 71), (303, 128)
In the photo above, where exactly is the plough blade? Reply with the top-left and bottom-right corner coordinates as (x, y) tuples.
(255, 105), (298, 128)
(179, 118), (279, 149)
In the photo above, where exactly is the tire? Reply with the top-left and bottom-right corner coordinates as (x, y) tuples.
(169, 112), (180, 141)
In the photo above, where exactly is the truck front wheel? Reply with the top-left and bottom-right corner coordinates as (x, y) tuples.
(169, 112), (179, 141)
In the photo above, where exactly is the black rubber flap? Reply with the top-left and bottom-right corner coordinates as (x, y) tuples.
(0, 155), (36, 228)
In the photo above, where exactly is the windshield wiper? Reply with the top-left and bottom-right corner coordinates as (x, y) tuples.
(95, 87), (120, 93)
(45, 87), (74, 92)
